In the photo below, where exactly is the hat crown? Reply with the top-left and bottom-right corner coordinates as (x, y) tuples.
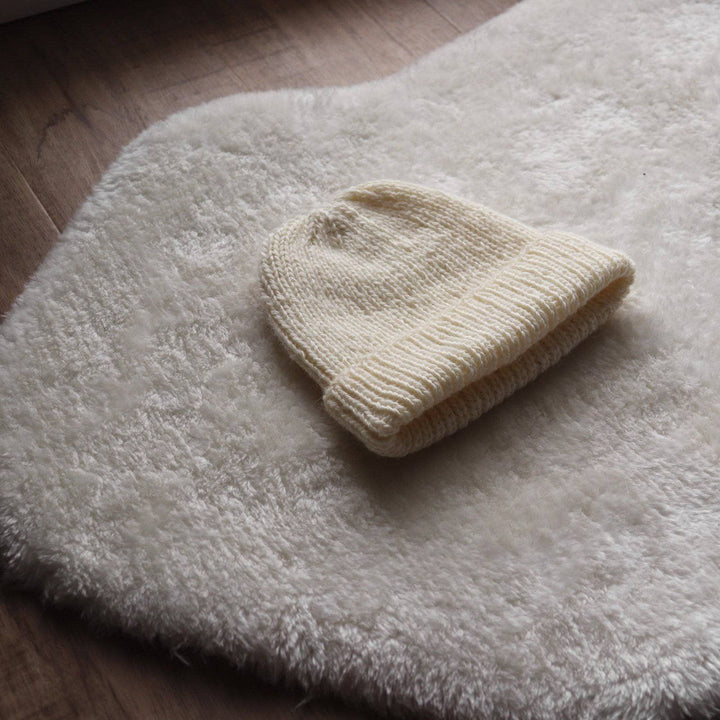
(263, 181), (522, 379)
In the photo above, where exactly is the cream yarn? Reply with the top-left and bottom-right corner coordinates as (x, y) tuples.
(260, 181), (635, 457)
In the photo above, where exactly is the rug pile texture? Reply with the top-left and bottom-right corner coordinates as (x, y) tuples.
(1, 0), (719, 717)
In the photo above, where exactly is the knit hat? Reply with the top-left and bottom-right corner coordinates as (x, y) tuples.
(260, 181), (635, 457)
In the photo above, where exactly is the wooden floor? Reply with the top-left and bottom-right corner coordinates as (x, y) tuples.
(0, 1), (517, 717)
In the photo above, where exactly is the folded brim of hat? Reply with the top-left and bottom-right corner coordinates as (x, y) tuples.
(322, 230), (634, 456)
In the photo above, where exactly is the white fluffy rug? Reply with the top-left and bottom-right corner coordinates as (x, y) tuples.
(2, 0), (719, 717)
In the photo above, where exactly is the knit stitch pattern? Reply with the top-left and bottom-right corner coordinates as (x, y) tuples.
(260, 181), (635, 456)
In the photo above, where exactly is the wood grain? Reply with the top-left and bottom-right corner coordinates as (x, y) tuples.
(0, 145), (57, 317)
(0, 0), (517, 717)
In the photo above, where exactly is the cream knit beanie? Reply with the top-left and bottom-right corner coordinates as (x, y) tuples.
(261, 181), (635, 457)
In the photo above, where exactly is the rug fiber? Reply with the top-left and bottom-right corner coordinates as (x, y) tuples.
(1, 0), (719, 718)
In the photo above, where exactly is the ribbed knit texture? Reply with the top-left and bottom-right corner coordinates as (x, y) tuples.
(260, 181), (635, 456)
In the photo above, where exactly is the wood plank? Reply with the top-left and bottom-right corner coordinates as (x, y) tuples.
(58, 0), (247, 124)
(0, 144), (58, 318)
(0, 586), (370, 720)
(0, 18), (147, 230)
(0, 591), (117, 719)
(248, 0), (413, 85)
(424, 0), (518, 33)
(347, 0), (458, 57)
(0, 616), (71, 718)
